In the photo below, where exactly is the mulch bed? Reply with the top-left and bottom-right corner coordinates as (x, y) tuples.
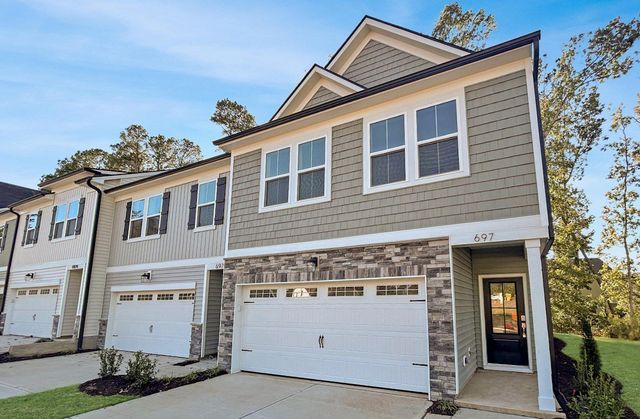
(554, 338), (638, 419)
(79, 369), (227, 397)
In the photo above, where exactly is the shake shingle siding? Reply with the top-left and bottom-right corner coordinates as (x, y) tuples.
(302, 86), (342, 110)
(228, 70), (539, 250)
(342, 40), (435, 87)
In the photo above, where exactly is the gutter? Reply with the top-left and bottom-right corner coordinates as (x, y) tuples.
(76, 177), (102, 350)
(0, 208), (20, 321)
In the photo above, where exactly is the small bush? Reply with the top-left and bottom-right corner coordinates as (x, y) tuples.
(125, 351), (158, 387)
(98, 347), (124, 378)
(427, 400), (459, 416)
(606, 316), (640, 340)
(204, 367), (220, 379)
(580, 318), (601, 377)
(568, 373), (625, 419)
(184, 371), (199, 383)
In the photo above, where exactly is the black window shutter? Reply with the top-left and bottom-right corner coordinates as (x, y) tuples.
(33, 210), (42, 244)
(75, 197), (86, 235)
(122, 201), (132, 241)
(21, 215), (28, 246)
(187, 184), (198, 230)
(159, 191), (171, 234)
(1, 222), (8, 251)
(214, 176), (227, 226)
(48, 206), (57, 241)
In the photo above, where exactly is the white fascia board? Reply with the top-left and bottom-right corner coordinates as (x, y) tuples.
(106, 256), (225, 274)
(9, 258), (86, 273)
(110, 281), (196, 293)
(226, 215), (549, 258)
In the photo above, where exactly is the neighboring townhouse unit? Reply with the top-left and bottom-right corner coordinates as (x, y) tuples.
(0, 169), (154, 342)
(88, 154), (230, 359)
(0, 182), (40, 310)
(213, 16), (556, 412)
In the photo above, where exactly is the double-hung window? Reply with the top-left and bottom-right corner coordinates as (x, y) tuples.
(53, 200), (79, 239)
(25, 213), (39, 245)
(264, 148), (290, 207)
(369, 115), (406, 187)
(129, 195), (162, 239)
(297, 138), (326, 200)
(197, 180), (216, 227)
(416, 99), (460, 177)
(0, 225), (4, 250)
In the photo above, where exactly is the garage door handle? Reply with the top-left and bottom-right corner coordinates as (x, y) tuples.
(33, 314), (37, 321)
(318, 335), (321, 348)
(320, 335), (325, 348)
(149, 325), (153, 333)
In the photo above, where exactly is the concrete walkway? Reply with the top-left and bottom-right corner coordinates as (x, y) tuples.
(0, 335), (40, 354)
(78, 372), (532, 419)
(0, 351), (216, 399)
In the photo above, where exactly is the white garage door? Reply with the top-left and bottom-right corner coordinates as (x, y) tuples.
(238, 279), (429, 393)
(107, 290), (195, 358)
(7, 287), (59, 338)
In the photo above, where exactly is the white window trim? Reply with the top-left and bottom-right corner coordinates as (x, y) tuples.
(363, 87), (469, 194)
(365, 112), (409, 192)
(258, 130), (332, 213)
(52, 200), (80, 242)
(194, 178), (217, 232)
(24, 213), (39, 247)
(127, 194), (162, 242)
(0, 225), (5, 252)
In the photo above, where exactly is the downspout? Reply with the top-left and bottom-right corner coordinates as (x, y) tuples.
(0, 208), (20, 322)
(76, 177), (102, 351)
(532, 37), (559, 401)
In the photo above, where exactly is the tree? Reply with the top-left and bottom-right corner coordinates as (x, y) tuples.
(540, 17), (640, 330)
(110, 124), (150, 172)
(147, 134), (177, 171)
(41, 148), (112, 182)
(431, 2), (496, 50)
(600, 104), (640, 323)
(210, 98), (256, 136)
(173, 138), (203, 167)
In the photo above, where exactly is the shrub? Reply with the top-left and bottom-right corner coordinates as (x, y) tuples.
(580, 318), (601, 377)
(98, 347), (124, 378)
(606, 316), (640, 340)
(568, 373), (625, 419)
(125, 351), (158, 387)
(428, 400), (459, 416)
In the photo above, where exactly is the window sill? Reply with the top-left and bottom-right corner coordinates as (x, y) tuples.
(51, 235), (77, 243)
(193, 225), (216, 233)
(362, 169), (469, 195)
(23, 244), (35, 249)
(126, 234), (161, 244)
(259, 194), (331, 213)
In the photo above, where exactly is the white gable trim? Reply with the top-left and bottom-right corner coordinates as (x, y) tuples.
(273, 66), (363, 120)
(327, 17), (468, 75)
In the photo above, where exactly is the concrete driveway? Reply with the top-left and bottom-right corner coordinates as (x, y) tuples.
(0, 335), (40, 354)
(0, 351), (216, 400)
(78, 372), (432, 419)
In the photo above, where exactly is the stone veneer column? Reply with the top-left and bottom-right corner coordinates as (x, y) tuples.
(0, 312), (6, 335)
(97, 319), (108, 349)
(51, 314), (60, 339)
(189, 323), (203, 359)
(217, 239), (457, 399)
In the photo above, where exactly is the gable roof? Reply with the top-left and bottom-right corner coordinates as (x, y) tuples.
(38, 168), (127, 189)
(214, 31), (540, 148)
(271, 65), (365, 121)
(0, 182), (40, 209)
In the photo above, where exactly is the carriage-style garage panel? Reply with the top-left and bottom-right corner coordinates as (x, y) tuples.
(235, 278), (429, 393)
(6, 287), (59, 337)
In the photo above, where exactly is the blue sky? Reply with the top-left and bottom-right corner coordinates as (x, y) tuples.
(0, 0), (638, 254)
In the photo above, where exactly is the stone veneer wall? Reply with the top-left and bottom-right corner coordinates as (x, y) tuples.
(217, 239), (456, 399)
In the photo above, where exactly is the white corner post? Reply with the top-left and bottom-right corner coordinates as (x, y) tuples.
(525, 239), (555, 412)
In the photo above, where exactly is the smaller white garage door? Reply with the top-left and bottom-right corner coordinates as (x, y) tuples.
(107, 289), (195, 358)
(7, 287), (59, 338)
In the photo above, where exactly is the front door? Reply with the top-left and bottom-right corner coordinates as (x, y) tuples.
(483, 277), (528, 366)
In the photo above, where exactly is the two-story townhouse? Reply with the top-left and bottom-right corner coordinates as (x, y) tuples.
(0, 182), (40, 311)
(0, 169), (154, 343)
(87, 154), (230, 359)
(213, 17), (556, 412)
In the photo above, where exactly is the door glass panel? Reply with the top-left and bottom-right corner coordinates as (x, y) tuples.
(489, 281), (519, 335)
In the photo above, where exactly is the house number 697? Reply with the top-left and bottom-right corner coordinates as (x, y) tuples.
(474, 233), (494, 242)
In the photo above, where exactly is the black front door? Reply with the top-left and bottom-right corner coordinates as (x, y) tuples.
(483, 277), (528, 366)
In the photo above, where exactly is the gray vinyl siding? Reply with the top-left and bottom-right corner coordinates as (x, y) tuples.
(204, 270), (223, 355)
(228, 71), (539, 250)
(0, 219), (17, 267)
(108, 176), (228, 267)
(7, 265), (67, 312)
(342, 40), (435, 87)
(302, 86), (341, 110)
(11, 186), (96, 267)
(61, 269), (82, 336)
(471, 247), (536, 371)
(452, 247), (477, 390)
(102, 265), (205, 323)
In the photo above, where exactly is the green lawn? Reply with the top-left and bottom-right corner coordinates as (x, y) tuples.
(0, 385), (136, 419)
(556, 333), (640, 413)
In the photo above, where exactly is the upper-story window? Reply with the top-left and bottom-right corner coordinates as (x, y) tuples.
(264, 148), (290, 207)
(129, 194), (162, 239)
(369, 115), (406, 187)
(53, 200), (79, 239)
(416, 99), (459, 177)
(297, 138), (326, 200)
(197, 180), (216, 227)
(25, 213), (39, 245)
(0, 224), (5, 251)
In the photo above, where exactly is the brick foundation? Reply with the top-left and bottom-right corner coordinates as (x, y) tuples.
(217, 239), (456, 399)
